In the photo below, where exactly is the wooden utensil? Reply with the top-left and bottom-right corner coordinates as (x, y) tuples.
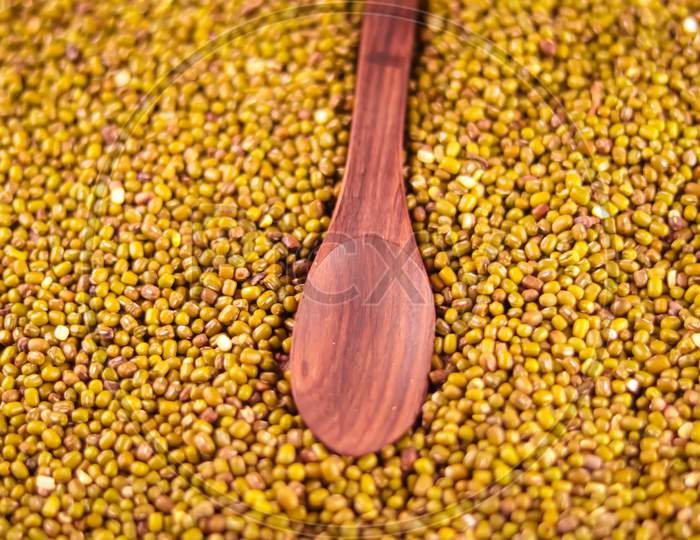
(290, 0), (434, 456)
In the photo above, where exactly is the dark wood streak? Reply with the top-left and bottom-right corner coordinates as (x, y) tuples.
(290, 0), (434, 456)
(366, 51), (404, 68)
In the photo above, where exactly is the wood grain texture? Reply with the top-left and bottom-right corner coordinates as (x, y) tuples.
(290, 0), (435, 456)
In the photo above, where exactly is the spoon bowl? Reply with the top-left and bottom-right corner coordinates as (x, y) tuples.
(292, 231), (433, 455)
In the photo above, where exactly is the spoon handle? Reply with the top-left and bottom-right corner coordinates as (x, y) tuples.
(333, 0), (418, 234)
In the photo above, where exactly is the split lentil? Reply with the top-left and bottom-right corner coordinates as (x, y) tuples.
(1, 0), (700, 539)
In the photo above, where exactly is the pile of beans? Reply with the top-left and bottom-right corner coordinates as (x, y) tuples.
(1, 0), (699, 538)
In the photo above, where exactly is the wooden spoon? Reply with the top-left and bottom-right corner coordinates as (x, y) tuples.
(290, 0), (434, 456)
